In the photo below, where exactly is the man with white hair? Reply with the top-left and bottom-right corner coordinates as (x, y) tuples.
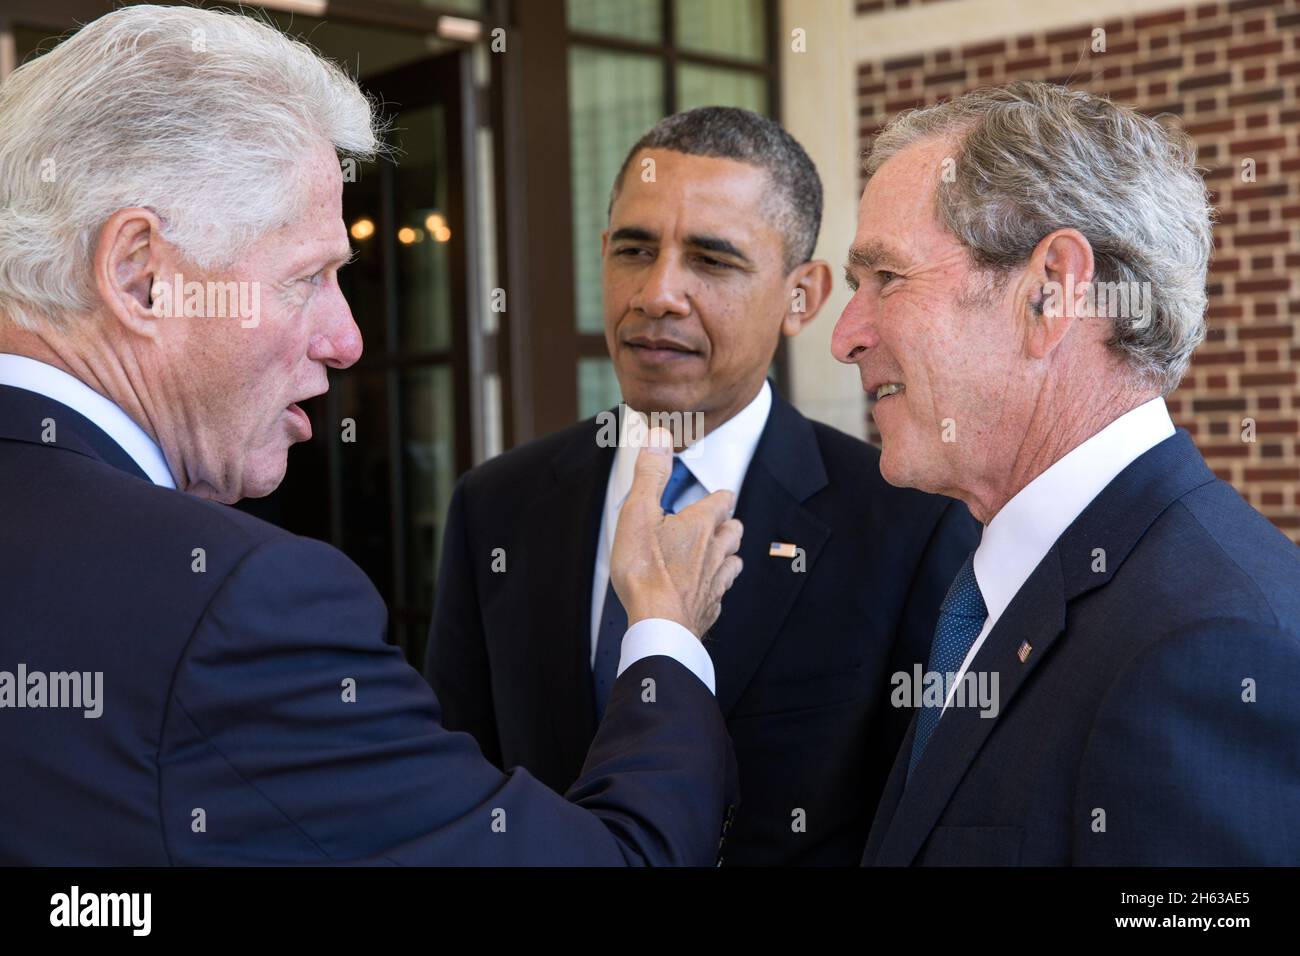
(837, 82), (1300, 865)
(0, 5), (743, 865)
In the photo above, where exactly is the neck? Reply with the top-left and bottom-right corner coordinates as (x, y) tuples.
(0, 323), (178, 483)
(626, 379), (765, 453)
(685, 379), (766, 453)
(960, 379), (1158, 525)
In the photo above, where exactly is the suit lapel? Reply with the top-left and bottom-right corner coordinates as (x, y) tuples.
(0, 385), (150, 481)
(529, 419), (614, 771)
(709, 391), (831, 716)
(871, 555), (1066, 865)
(532, 392), (831, 748)
(862, 700), (918, 863)
(866, 430), (1217, 865)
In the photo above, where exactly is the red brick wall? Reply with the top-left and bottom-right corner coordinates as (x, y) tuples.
(856, 0), (1300, 541)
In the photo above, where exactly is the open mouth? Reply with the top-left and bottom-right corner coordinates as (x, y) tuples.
(285, 402), (312, 439)
(874, 383), (905, 400)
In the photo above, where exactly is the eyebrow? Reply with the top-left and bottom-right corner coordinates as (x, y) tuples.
(846, 240), (907, 272)
(685, 234), (753, 266)
(609, 226), (656, 245)
(608, 227), (754, 267)
(290, 247), (358, 276)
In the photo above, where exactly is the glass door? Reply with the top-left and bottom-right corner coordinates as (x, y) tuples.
(241, 50), (475, 666)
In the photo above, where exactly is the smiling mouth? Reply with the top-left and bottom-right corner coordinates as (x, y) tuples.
(624, 340), (702, 361)
(875, 383), (905, 399)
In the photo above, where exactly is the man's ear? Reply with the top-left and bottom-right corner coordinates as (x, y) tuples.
(93, 207), (168, 339)
(1019, 227), (1095, 360)
(782, 259), (833, 337)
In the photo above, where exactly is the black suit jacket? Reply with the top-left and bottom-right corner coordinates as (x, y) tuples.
(862, 431), (1300, 865)
(0, 383), (736, 865)
(426, 387), (979, 864)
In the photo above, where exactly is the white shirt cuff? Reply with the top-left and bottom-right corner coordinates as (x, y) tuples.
(616, 618), (716, 695)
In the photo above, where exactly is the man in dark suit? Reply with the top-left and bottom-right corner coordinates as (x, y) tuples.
(426, 107), (979, 865)
(0, 5), (743, 865)
(835, 81), (1300, 865)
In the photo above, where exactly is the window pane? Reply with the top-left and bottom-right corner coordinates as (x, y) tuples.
(402, 363), (456, 614)
(340, 161), (386, 359)
(569, 48), (664, 334)
(578, 358), (622, 420)
(676, 63), (768, 113)
(567, 0), (662, 42)
(674, 0), (765, 61)
(392, 104), (453, 353)
(218, 5), (458, 78)
(335, 369), (395, 604)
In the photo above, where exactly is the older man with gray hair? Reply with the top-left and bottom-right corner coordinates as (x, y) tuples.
(836, 81), (1300, 865)
(0, 4), (744, 865)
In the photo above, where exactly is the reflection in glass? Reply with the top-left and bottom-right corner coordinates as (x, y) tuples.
(336, 95), (462, 656)
(335, 369), (396, 606)
(402, 365), (455, 629)
(341, 168), (387, 356)
(393, 105), (453, 354)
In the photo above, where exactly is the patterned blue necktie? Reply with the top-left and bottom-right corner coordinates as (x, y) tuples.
(592, 457), (696, 720)
(907, 552), (987, 780)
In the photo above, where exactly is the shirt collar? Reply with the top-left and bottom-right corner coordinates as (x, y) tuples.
(0, 353), (176, 488)
(609, 379), (773, 509)
(973, 396), (1175, 625)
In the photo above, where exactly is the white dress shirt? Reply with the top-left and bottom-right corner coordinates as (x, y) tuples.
(590, 380), (774, 691)
(0, 353), (175, 487)
(942, 396), (1177, 714)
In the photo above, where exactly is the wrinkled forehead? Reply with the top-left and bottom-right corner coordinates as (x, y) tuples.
(625, 149), (773, 209)
(612, 149), (787, 256)
(857, 136), (964, 256)
(293, 145), (346, 216)
(862, 137), (952, 219)
(240, 145), (350, 267)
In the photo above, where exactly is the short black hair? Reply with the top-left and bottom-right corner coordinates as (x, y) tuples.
(608, 106), (823, 273)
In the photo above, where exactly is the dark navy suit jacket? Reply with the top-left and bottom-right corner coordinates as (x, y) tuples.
(0, 384), (736, 865)
(863, 430), (1300, 865)
(425, 387), (980, 865)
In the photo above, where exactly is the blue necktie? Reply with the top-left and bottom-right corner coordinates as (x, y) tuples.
(592, 457), (696, 720)
(907, 552), (986, 780)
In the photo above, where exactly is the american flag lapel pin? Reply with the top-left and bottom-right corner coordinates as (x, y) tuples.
(1017, 640), (1033, 663)
(769, 541), (798, 558)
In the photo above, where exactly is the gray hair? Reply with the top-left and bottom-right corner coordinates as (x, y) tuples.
(610, 106), (823, 274)
(0, 4), (385, 331)
(865, 81), (1214, 394)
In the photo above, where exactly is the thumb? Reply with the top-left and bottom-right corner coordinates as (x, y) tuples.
(628, 426), (674, 510)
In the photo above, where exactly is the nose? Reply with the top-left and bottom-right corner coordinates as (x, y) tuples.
(830, 289), (881, 365)
(308, 288), (363, 370)
(628, 250), (691, 319)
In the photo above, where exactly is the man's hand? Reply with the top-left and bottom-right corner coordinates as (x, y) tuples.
(610, 428), (744, 638)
